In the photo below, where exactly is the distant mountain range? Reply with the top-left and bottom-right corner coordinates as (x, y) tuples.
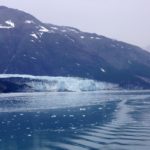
(0, 6), (150, 92)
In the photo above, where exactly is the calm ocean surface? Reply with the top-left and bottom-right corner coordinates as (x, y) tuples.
(0, 90), (150, 150)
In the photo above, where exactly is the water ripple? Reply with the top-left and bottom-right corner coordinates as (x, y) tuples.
(0, 90), (150, 150)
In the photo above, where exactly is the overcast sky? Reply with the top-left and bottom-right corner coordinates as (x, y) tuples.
(0, 0), (150, 48)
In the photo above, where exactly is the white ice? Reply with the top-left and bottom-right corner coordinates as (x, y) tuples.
(0, 74), (118, 92)
(100, 68), (106, 73)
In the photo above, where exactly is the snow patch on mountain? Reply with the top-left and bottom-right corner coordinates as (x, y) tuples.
(25, 20), (34, 24)
(39, 26), (49, 32)
(90, 36), (101, 40)
(80, 36), (85, 39)
(68, 28), (79, 33)
(37, 25), (55, 37)
(30, 33), (38, 39)
(0, 20), (15, 29)
(5, 20), (15, 27)
(50, 27), (58, 30)
(95, 37), (101, 40)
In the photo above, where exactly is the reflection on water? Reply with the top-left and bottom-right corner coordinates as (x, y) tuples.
(0, 90), (150, 150)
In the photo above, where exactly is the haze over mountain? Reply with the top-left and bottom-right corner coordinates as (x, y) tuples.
(0, 6), (150, 92)
(145, 45), (150, 52)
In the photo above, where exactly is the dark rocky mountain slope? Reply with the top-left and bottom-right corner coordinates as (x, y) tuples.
(0, 6), (150, 89)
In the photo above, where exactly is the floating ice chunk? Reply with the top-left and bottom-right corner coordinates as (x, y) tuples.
(31, 57), (37, 60)
(128, 60), (132, 64)
(51, 115), (57, 118)
(98, 107), (103, 110)
(100, 68), (106, 73)
(27, 134), (32, 137)
(90, 37), (94, 39)
(76, 63), (80, 66)
(80, 108), (86, 111)
(69, 115), (74, 117)
(19, 113), (24, 116)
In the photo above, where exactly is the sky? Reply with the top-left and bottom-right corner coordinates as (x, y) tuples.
(0, 0), (150, 48)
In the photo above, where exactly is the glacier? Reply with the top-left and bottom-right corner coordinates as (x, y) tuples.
(0, 74), (119, 92)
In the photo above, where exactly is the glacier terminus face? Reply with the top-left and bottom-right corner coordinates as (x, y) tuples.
(0, 74), (119, 92)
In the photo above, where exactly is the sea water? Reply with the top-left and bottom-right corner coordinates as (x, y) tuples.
(0, 90), (150, 150)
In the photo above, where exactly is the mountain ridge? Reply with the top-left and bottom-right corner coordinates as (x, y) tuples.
(0, 6), (150, 90)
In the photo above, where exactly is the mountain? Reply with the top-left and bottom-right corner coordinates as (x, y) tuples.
(0, 6), (150, 90)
